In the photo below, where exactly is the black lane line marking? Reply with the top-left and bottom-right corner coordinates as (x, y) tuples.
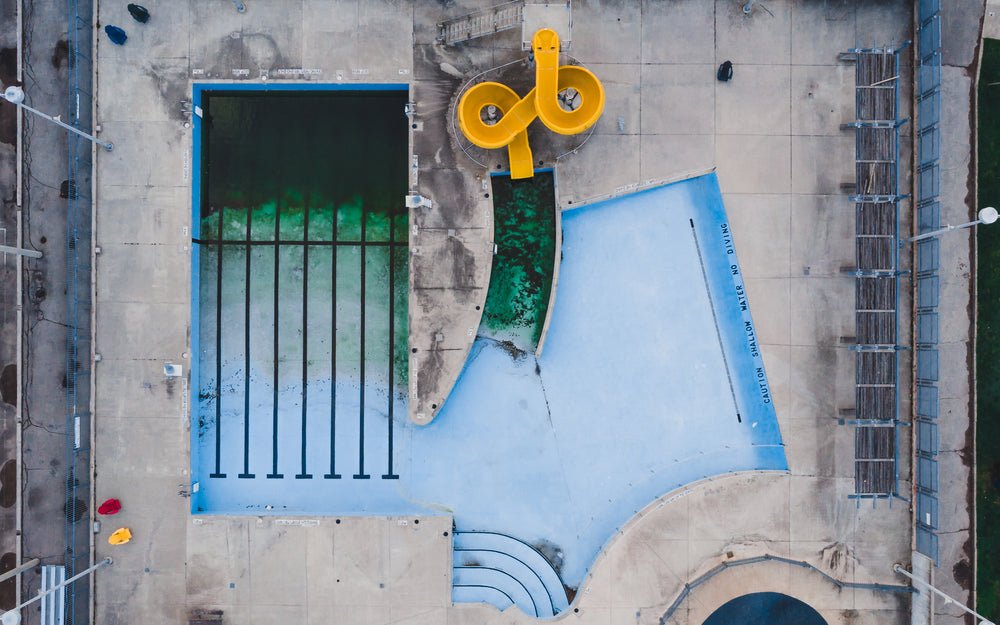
(326, 222), (341, 479)
(239, 207), (254, 478)
(297, 207), (312, 479)
(210, 206), (226, 478)
(268, 202), (284, 479)
(354, 207), (370, 480)
(690, 218), (742, 424)
(194, 238), (407, 247)
(383, 209), (399, 480)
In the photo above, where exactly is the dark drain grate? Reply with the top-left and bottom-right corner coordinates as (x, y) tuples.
(189, 608), (224, 624)
(60, 179), (77, 199)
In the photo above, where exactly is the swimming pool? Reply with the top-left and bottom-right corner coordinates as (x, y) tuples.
(702, 593), (828, 625)
(420, 173), (786, 593)
(191, 158), (786, 615)
(191, 84), (410, 496)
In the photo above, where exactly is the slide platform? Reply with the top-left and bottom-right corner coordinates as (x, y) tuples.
(458, 28), (605, 179)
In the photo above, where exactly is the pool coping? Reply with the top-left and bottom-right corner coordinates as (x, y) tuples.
(535, 167), (562, 358)
(189, 82), (410, 508)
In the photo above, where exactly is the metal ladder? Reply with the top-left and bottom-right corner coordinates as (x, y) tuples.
(436, 0), (524, 45)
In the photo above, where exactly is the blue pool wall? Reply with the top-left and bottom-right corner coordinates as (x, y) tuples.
(189, 82), (409, 511)
(416, 173), (786, 586)
(188, 159), (787, 595)
(685, 173), (779, 436)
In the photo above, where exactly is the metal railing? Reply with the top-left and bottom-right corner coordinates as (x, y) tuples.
(846, 41), (910, 504)
(659, 554), (914, 623)
(64, 0), (94, 621)
(913, 0), (942, 566)
(436, 0), (523, 45)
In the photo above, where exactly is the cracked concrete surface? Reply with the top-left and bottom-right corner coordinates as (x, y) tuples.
(48, 1), (984, 624)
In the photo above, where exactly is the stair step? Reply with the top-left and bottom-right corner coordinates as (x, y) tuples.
(452, 531), (569, 616)
(453, 566), (539, 617)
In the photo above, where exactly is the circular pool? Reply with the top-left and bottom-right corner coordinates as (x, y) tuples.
(702, 592), (828, 625)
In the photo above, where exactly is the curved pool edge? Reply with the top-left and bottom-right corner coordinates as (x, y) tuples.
(408, 172), (496, 425)
(439, 172), (789, 603)
(667, 562), (911, 625)
(477, 469), (793, 621)
(554, 446), (789, 589)
(552, 472), (796, 622)
(534, 171), (563, 359)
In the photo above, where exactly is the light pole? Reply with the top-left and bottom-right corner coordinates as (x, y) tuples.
(892, 564), (995, 625)
(231, 0), (247, 12)
(1, 85), (112, 151)
(0, 558), (113, 625)
(901, 206), (999, 244)
(0, 85), (45, 260)
(0, 244), (41, 260)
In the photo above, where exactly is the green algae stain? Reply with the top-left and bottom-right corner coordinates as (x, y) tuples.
(199, 201), (409, 389)
(337, 196), (364, 241)
(480, 172), (556, 352)
(200, 202), (409, 392)
(197, 91), (409, 391)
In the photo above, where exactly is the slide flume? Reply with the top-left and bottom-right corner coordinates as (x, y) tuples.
(458, 28), (605, 179)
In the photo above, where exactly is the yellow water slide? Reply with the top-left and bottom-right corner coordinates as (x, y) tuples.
(457, 28), (605, 179)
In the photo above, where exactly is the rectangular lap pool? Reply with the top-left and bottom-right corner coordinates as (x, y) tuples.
(191, 85), (409, 511)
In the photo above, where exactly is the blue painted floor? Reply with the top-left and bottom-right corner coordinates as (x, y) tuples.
(192, 173), (786, 597)
(702, 593), (829, 625)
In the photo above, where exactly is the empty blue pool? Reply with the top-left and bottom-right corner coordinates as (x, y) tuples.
(191, 172), (787, 617)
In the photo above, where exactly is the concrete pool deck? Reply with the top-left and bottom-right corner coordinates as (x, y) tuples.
(83, 1), (977, 625)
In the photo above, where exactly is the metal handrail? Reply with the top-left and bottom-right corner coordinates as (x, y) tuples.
(660, 554), (913, 623)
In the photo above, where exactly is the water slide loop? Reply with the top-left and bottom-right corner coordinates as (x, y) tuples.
(457, 28), (605, 179)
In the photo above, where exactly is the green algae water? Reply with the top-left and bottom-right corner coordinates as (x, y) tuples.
(197, 90), (409, 396)
(480, 173), (556, 351)
(202, 92), (407, 213)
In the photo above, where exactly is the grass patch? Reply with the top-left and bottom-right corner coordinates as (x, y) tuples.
(977, 38), (1000, 621)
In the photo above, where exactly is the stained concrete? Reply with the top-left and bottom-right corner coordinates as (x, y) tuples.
(69, 1), (983, 625)
(922, 2), (984, 624)
(1, 0), (97, 620)
(0, 0), (18, 611)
